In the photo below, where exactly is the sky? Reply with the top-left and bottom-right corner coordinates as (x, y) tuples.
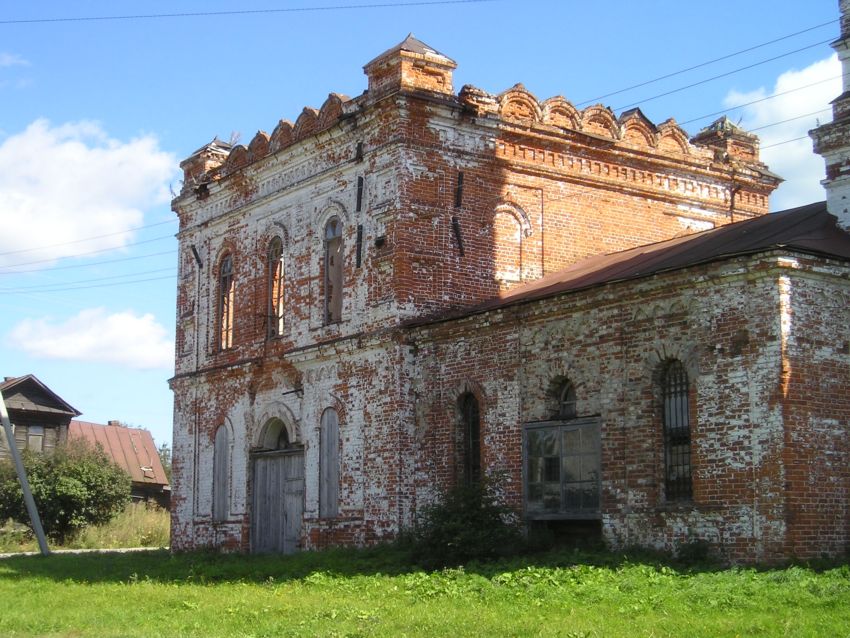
(0, 0), (842, 450)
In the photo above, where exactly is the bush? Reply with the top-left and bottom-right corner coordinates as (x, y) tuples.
(0, 439), (131, 543)
(403, 482), (524, 569)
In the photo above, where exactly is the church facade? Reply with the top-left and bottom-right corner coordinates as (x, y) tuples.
(170, 15), (850, 562)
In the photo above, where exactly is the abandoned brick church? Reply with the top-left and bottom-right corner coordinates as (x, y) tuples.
(170, 5), (850, 562)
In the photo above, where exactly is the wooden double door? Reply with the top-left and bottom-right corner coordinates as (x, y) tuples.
(251, 449), (304, 554)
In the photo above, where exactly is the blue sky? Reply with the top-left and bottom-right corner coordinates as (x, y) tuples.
(0, 0), (841, 450)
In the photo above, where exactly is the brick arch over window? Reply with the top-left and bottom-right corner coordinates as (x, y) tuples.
(492, 203), (532, 288)
(254, 401), (301, 447)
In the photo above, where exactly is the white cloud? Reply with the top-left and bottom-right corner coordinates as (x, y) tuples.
(0, 53), (29, 68)
(0, 119), (176, 269)
(7, 307), (174, 370)
(724, 55), (841, 211)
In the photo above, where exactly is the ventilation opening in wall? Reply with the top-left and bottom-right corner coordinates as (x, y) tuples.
(528, 519), (602, 548)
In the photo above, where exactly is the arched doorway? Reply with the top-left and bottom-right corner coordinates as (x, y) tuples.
(251, 418), (304, 554)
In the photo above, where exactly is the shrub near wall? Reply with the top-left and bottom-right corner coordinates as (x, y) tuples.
(0, 440), (130, 543)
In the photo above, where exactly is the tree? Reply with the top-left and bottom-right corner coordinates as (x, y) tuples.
(0, 439), (131, 543)
(157, 442), (172, 483)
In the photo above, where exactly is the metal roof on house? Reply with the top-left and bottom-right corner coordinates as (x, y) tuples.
(407, 201), (850, 326)
(69, 420), (169, 487)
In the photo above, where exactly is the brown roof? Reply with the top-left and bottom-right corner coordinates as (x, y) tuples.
(407, 201), (850, 326)
(0, 374), (81, 417)
(69, 420), (169, 487)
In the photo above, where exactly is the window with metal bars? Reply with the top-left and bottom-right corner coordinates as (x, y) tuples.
(661, 359), (692, 500)
(218, 253), (234, 350)
(459, 393), (481, 485)
(267, 237), (284, 338)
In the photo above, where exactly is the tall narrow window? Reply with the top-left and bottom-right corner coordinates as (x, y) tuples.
(324, 217), (343, 324)
(319, 408), (340, 518)
(218, 253), (235, 350)
(212, 425), (230, 522)
(459, 393), (481, 484)
(662, 360), (692, 500)
(267, 237), (284, 338)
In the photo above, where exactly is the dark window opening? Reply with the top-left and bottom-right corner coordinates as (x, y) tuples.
(355, 224), (363, 268)
(454, 171), (464, 208)
(460, 393), (481, 484)
(451, 215), (465, 256)
(356, 176), (364, 212)
(662, 360), (692, 501)
(355, 141), (363, 162)
(558, 381), (577, 419)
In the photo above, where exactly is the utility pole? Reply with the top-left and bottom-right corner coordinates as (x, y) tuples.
(0, 390), (50, 556)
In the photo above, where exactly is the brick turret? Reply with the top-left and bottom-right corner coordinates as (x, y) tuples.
(362, 34), (456, 99)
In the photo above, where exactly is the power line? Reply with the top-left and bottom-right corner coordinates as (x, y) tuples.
(0, 274), (176, 294)
(0, 234), (175, 271)
(0, 218), (177, 258)
(614, 37), (834, 112)
(748, 108), (832, 133)
(761, 135), (813, 150)
(678, 74), (841, 127)
(0, 249), (177, 275)
(0, 0), (497, 24)
(0, 268), (176, 293)
(577, 18), (838, 107)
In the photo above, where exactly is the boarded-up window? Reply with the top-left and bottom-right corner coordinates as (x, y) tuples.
(662, 360), (692, 501)
(267, 237), (285, 338)
(26, 425), (44, 453)
(219, 253), (235, 349)
(319, 408), (340, 518)
(212, 425), (230, 522)
(459, 393), (481, 485)
(324, 218), (343, 324)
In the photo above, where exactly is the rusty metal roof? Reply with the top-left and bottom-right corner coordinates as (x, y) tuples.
(408, 201), (850, 327)
(69, 420), (169, 487)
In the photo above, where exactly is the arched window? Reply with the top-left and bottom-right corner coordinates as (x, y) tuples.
(324, 218), (343, 324)
(662, 360), (692, 500)
(557, 381), (577, 420)
(459, 393), (481, 485)
(267, 237), (284, 338)
(212, 425), (230, 521)
(218, 253), (235, 350)
(319, 408), (340, 518)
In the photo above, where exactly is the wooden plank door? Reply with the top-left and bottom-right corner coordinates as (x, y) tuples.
(251, 449), (304, 553)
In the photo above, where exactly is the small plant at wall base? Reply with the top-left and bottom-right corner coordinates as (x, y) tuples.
(0, 439), (131, 543)
(403, 481), (524, 569)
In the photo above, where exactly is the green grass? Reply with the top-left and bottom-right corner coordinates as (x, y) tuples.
(0, 546), (848, 637)
(0, 501), (170, 553)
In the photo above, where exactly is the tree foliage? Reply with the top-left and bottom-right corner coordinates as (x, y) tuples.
(0, 439), (131, 542)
